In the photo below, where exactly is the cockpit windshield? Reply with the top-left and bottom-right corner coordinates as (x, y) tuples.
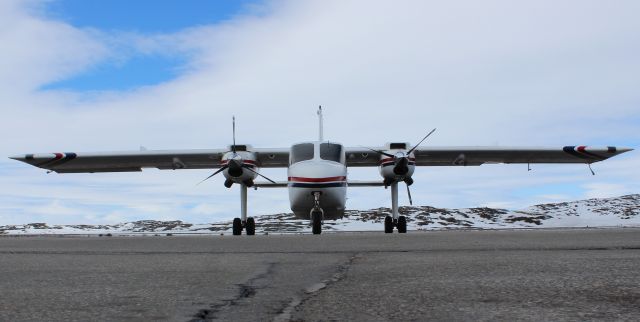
(290, 143), (314, 164)
(320, 143), (343, 162)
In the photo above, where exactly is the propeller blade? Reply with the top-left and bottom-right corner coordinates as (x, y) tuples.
(232, 116), (236, 154)
(362, 146), (395, 158)
(407, 128), (436, 154)
(406, 183), (413, 206)
(197, 165), (228, 185)
(243, 165), (277, 184)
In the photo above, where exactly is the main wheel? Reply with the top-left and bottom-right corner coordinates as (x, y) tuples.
(384, 215), (393, 233)
(311, 211), (322, 235)
(397, 216), (407, 233)
(246, 217), (256, 236)
(232, 218), (242, 235)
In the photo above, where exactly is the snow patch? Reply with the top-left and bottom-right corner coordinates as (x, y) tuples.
(1, 194), (638, 235)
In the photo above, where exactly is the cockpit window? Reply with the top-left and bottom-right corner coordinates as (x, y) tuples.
(320, 143), (342, 162)
(291, 143), (314, 164)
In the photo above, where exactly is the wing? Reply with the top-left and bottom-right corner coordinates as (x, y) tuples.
(10, 148), (290, 173)
(345, 146), (632, 167)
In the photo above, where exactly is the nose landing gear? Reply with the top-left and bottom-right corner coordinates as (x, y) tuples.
(311, 192), (324, 235)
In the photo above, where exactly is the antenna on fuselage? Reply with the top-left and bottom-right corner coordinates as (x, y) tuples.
(232, 116), (236, 154)
(317, 105), (323, 141)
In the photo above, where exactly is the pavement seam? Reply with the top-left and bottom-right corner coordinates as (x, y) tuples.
(273, 253), (360, 322)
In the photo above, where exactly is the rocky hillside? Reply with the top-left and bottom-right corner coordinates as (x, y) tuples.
(1, 194), (639, 235)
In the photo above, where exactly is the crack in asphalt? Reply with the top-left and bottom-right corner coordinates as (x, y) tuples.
(189, 262), (277, 322)
(274, 253), (360, 322)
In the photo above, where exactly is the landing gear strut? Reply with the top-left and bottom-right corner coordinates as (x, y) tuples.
(311, 192), (323, 235)
(385, 182), (407, 233)
(232, 184), (256, 236)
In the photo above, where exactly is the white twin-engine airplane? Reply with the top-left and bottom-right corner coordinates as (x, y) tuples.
(10, 107), (632, 235)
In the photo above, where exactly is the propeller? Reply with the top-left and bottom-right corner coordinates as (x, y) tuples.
(198, 116), (276, 186)
(407, 128), (436, 155)
(243, 165), (276, 184)
(197, 166), (228, 185)
(365, 128), (436, 176)
(366, 128), (436, 205)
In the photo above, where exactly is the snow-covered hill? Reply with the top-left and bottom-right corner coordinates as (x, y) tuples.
(2, 194), (639, 235)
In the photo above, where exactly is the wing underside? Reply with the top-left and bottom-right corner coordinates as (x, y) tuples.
(10, 148), (290, 173)
(345, 146), (632, 167)
(10, 146), (631, 173)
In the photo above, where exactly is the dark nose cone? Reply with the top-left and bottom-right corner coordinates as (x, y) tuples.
(393, 157), (409, 175)
(228, 160), (244, 177)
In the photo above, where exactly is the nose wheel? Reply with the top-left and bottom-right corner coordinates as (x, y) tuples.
(311, 210), (323, 235)
(310, 192), (324, 235)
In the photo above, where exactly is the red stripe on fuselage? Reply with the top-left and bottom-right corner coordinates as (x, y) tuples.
(288, 176), (346, 182)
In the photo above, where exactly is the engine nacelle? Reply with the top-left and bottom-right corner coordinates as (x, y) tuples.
(220, 145), (259, 187)
(378, 142), (415, 186)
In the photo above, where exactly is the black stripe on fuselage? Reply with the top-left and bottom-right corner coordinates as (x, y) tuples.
(289, 182), (347, 188)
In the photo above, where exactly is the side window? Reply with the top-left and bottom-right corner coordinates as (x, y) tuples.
(290, 143), (314, 164)
(320, 143), (342, 162)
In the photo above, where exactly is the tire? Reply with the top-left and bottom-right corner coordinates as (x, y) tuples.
(246, 217), (256, 236)
(397, 216), (407, 233)
(384, 215), (393, 233)
(311, 211), (322, 235)
(232, 218), (242, 236)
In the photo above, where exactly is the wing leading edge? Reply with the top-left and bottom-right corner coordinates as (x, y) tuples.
(345, 146), (632, 167)
(10, 145), (632, 173)
(10, 148), (290, 173)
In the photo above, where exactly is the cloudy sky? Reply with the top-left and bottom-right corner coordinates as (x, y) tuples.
(1, 0), (638, 225)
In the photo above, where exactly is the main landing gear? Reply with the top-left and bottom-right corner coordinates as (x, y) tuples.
(385, 182), (407, 233)
(384, 215), (407, 233)
(232, 217), (256, 236)
(311, 192), (324, 235)
(232, 184), (256, 236)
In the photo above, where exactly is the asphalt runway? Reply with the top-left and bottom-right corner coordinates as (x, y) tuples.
(1, 229), (639, 321)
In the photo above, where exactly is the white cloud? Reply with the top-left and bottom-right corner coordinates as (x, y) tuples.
(0, 0), (638, 224)
(0, 0), (110, 93)
(583, 183), (634, 199)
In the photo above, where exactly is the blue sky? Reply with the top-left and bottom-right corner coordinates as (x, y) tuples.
(1, 0), (638, 225)
(41, 0), (261, 91)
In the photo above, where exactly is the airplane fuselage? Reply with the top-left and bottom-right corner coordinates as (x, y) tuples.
(287, 141), (347, 220)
